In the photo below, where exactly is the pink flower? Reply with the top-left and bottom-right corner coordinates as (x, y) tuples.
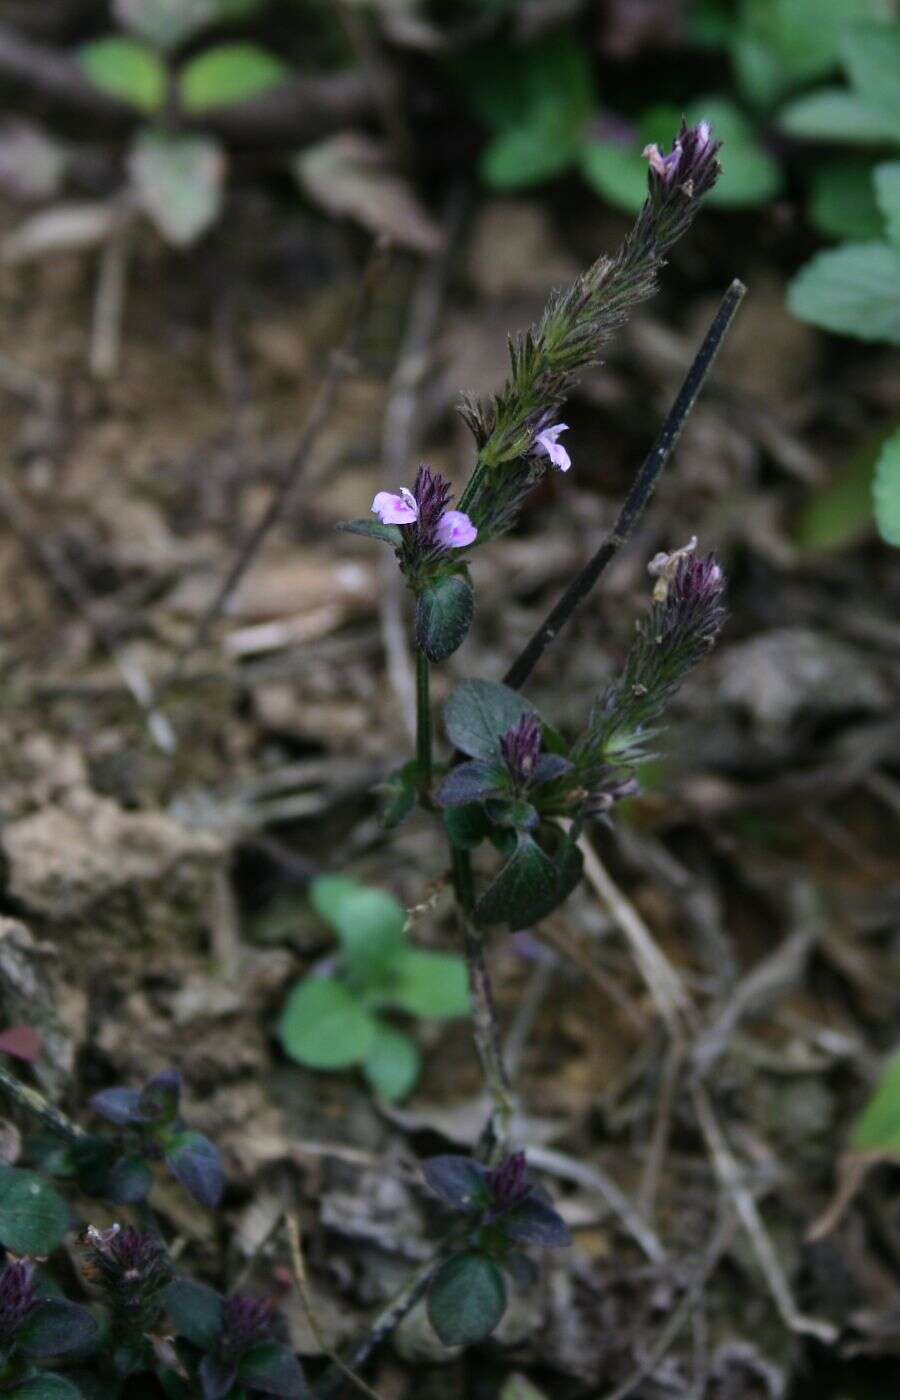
(371, 487), (418, 524)
(534, 423), (571, 472)
(435, 510), (477, 549)
(643, 140), (681, 183)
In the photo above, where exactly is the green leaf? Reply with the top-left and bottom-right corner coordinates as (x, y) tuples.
(386, 948), (470, 1018)
(580, 105), (682, 214)
(873, 427), (900, 545)
(415, 574), (474, 663)
(500, 1376), (550, 1400)
(444, 680), (535, 761)
(788, 241), (900, 343)
(427, 1252), (507, 1346)
(452, 32), (593, 190)
(475, 833), (558, 928)
(79, 38), (166, 113)
(443, 803), (492, 851)
(362, 1023), (420, 1102)
(310, 877), (406, 981)
(179, 43), (288, 113)
(238, 1340), (308, 1397)
(851, 1048), (900, 1151)
(114, 0), (216, 49)
(794, 428), (887, 550)
(809, 160), (883, 240)
(130, 132), (225, 247)
(842, 21), (900, 133)
(779, 88), (900, 143)
(18, 1300), (99, 1358)
(9, 1377), (84, 1400)
(874, 161), (900, 246)
(336, 518), (402, 546)
(685, 97), (781, 206)
(164, 1278), (223, 1349)
(0, 1168), (69, 1255)
(739, 0), (894, 87)
(278, 978), (376, 1068)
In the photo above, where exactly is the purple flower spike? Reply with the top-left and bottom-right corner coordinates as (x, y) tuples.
(0, 1261), (38, 1345)
(500, 712), (542, 786)
(534, 423), (571, 472)
(372, 487), (418, 525)
(644, 120), (721, 200)
(221, 1294), (275, 1358)
(435, 509), (477, 549)
(486, 1151), (531, 1214)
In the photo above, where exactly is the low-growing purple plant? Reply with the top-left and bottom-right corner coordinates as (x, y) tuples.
(88, 1069), (224, 1209)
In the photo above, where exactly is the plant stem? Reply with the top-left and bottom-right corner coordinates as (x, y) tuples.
(415, 648), (432, 804)
(0, 1064), (83, 1144)
(452, 846), (513, 1160)
(503, 278), (746, 693)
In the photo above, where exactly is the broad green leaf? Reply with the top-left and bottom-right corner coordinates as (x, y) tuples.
(279, 977), (376, 1068)
(685, 97), (781, 206)
(0, 1168), (69, 1255)
(427, 1251), (507, 1346)
(18, 1300), (99, 1358)
(872, 427), (900, 545)
(779, 88), (900, 143)
(444, 680), (535, 761)
(379, 760), (419, 830)
(500, 1377), (550, 1400)
(179, 43), (289, 113)
(114, 0), (215, 49)
(415, 574), (474, 662)
(164, 1278), (223, 1349)
(450, 32), (593, 190)
(842, 22), (900, 133)
(79, 38), (165, 113)
(809, 160), (882, 240)
(794, 430), (886, 550)
(851, 1048), (900, 1151)
(310, 877), (406, 981)
(739, 0), (894, 87)
(362, 1022), (420, 1102)
(787, 241), (900, 343)
(387, 948), (470, 1018)
(874, 161), (900, 246)
(475, 833), (558, 928)
(731, 32), (788, 107)
(443, 803), (492, 851)
(9, 1377), (84, 1400)
(581, 105), (682, 214)
(130, 132), (225, 247)
(237, 1340), (308, 1396)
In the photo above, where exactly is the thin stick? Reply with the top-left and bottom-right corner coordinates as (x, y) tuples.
(285, 1215), (383, 1400)
(503, 278), (746, 693)
(0, 1063), (83, 1143)
(159, 244), (389, 697)
(415, 650), (432, 801)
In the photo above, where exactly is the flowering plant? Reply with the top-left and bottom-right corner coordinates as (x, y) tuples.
(335, 120), (739, 1346)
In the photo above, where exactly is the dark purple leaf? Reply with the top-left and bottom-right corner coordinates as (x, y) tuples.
(165, 1279), (223, 1349)
(136, 1070), (181, 1124)
(531, 753), (573, 786)
(422, 1155), (488, 1213)
(164, 1132), (224, 1209)
(199, 1351), (238, 1400)
(437, 760), (505, 808)
(238, 1341), (309, 1396)
(89, 1086), (141, 1126)
(18, 1300), (99, 1357)
(504, 1197), (571, 1247)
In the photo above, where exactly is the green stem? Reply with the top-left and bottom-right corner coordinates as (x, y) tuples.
(452, 847), (512, 1161)
(415, 648), (432, 804)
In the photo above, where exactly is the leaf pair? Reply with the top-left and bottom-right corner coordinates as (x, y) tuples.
(278, 877), (469, 1101)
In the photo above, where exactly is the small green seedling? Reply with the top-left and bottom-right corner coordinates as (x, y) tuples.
(278, 877), (469, 1102)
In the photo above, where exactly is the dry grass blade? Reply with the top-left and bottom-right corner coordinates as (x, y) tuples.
(285, 1214), (384, 1400)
